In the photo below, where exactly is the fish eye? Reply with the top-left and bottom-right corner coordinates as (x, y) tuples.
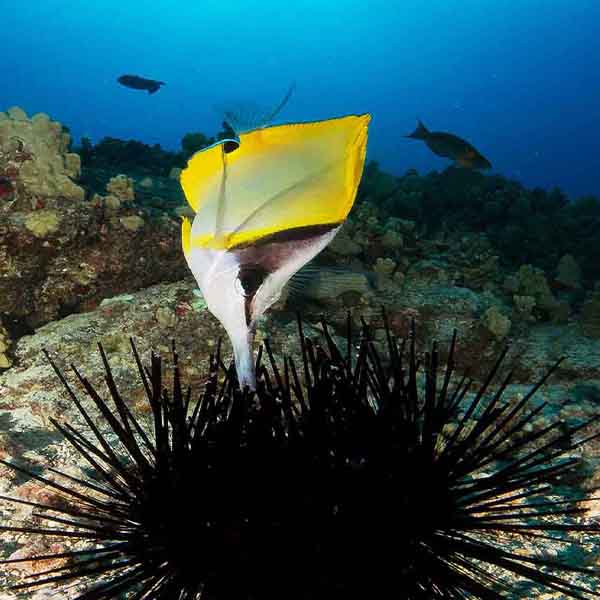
(223, 139), (240, 154)
(237, 265), (267, 298)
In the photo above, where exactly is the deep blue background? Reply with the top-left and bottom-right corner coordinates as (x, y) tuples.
(3, 0), (599, 197)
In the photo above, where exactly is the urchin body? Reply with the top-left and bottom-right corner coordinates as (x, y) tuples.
(1, 320), (599, 599)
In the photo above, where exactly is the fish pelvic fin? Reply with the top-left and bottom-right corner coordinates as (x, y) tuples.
(406, 119), (429, 139)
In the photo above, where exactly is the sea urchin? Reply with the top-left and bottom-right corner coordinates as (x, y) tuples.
(1, 315), (599, 598)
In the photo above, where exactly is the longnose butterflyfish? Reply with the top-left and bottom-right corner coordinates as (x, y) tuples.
(180, 113), (371, 389)
(406, 119), (491, 170)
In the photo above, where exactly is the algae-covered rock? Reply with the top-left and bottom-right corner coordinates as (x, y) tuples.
(374, 257), (396, 277)
(63, 153), (81, 179)
(555, 254), (582, 289)
(7, 106), (27, 121)
(515, 264), (557, 316)
(549, 301), (570, 324)
(0, 196), (187, 330)
(513, 294), (536, 321)
(380, 229), (403, 250)
(503, 275), (520, 294)
(23, 210), (60, 237)
(0, 322), (11, 369)
(328, 230), (362, 256)
(481, 306), (511, 340)
(119, 215), (145, 232)
(104, 195), (121, 211)
(582, 290), (600, 338)
(106, 174), (135, 202)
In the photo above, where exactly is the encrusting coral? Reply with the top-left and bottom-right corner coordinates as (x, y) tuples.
(1, 316), (599, 598)
(0, 107), (84, 208)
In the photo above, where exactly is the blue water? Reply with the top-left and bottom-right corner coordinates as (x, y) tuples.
(3, 1), (599, 198)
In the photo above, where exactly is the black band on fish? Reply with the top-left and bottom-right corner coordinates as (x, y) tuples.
(230, 223), (340, 251)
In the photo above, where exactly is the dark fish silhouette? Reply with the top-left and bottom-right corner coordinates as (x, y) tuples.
(406, 120), (491, 169)
(117, 74), (165, 94)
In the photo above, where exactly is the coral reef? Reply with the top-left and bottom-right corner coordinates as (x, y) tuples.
(0, 107), (84, 210)
(358, 162), (600, 285)
(78, 136), (184, 176)
(0, 109), (189, 336)
(0, 195), (187, 330)
(481, 305), (511, 339)
(0, 107), (599, 596)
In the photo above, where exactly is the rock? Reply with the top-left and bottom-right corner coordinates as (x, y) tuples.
(395, 218), (416, 234)
(23, 210), (61, 237)
(328, 230), (362, 256)
(555, 254), (582, 289)
(380, 229), (403, 250)
(31, 112), (50, 126)
(0, 198), (187, 330)
(175, 204), (195, 219)
(7, 106), (27, 120)
(549, 301), (570, 324)
(374, 257), (396, 277)
(513, 294), (536, 321)
(119, 215), (145, 232)
(106, 174), (135, 201)
(582, 291), (600, 338)
(481, 306), (511, 340)
(104, 195), (121, 211)
(0, 108), (85, 207)
(0, 322), (10, 369)
(64, 153), (81, 179)
(516, 264), (558, 316)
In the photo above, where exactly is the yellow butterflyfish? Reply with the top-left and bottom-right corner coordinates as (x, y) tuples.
(181, 112), (370, 389)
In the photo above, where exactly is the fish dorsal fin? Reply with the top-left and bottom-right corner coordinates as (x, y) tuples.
(181, 113), (370, 251)
(218, 83), (296, 135)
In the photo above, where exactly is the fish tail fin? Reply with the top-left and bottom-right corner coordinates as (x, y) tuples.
(148, 81), (164, 94)
(406, 119), (429, 139)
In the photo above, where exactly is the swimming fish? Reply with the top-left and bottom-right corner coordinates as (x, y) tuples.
(406, 120), (491, 169)
(117, 74), (165, 94)
(180, 113), (371, 389)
